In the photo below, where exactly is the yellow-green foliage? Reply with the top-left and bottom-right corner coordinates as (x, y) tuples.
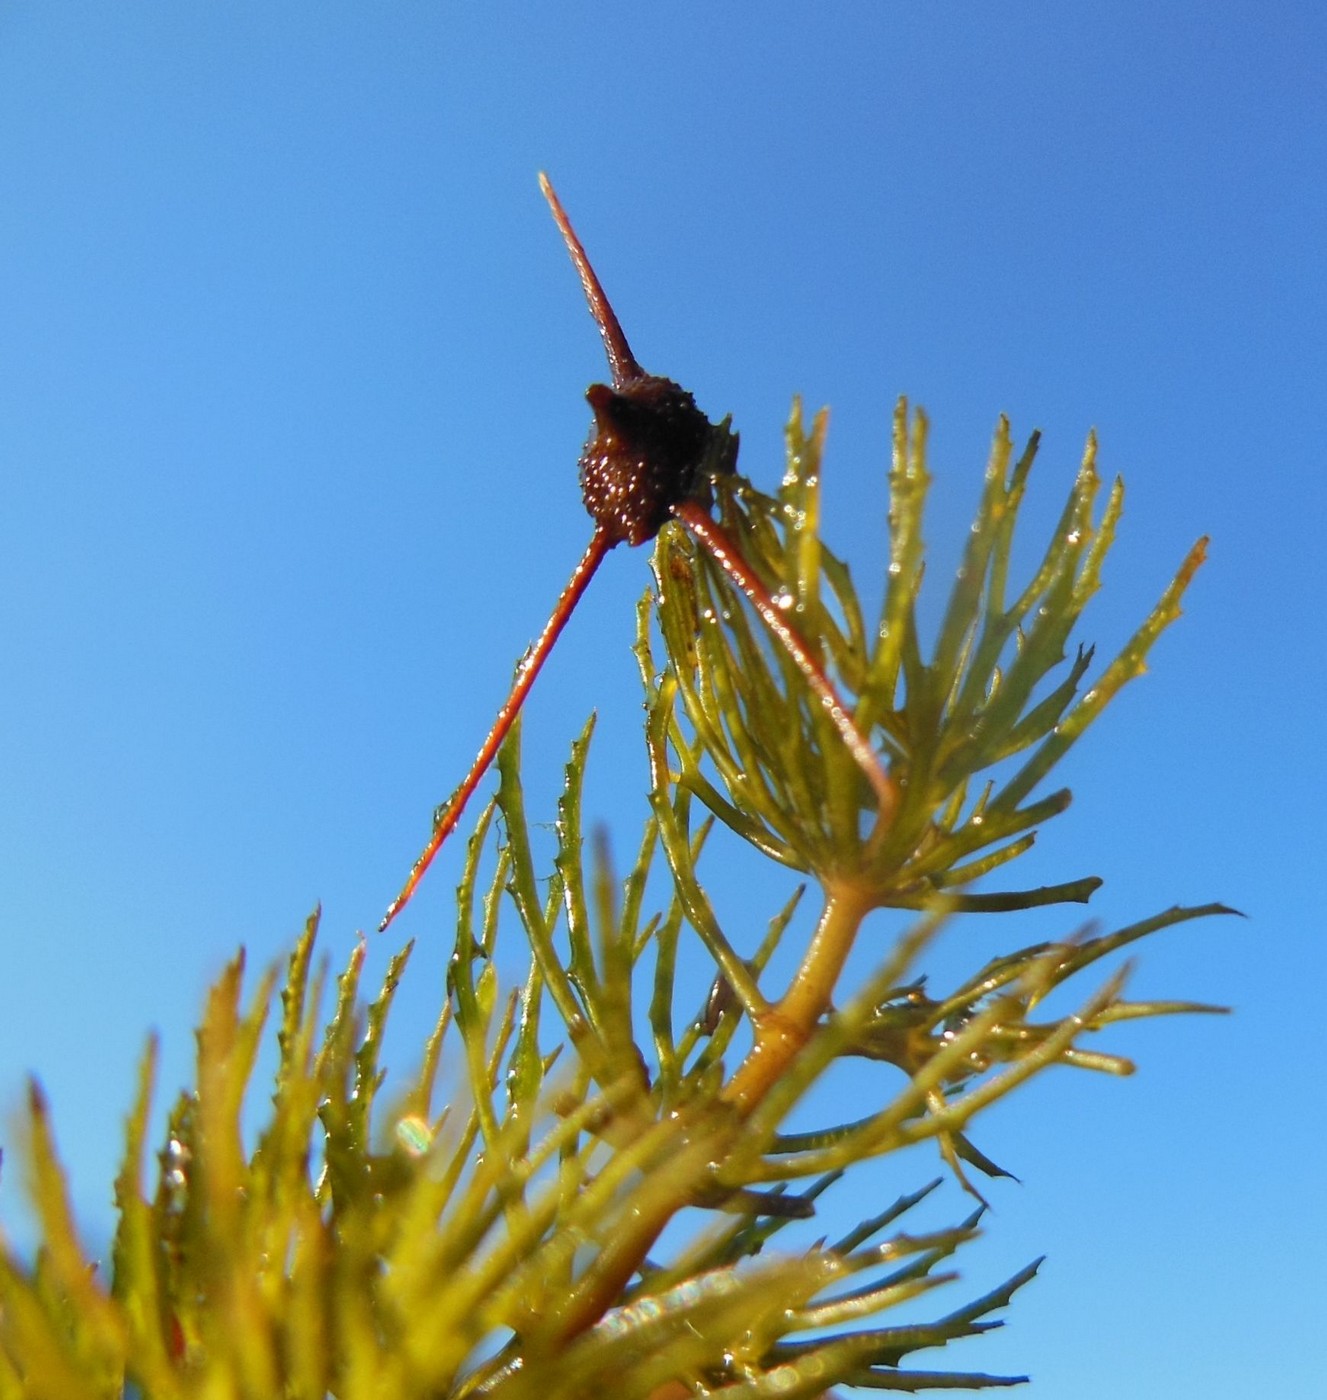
(0, 403), (1226, 1398)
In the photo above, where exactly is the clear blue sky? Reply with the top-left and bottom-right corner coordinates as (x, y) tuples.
(0, 3), (1322, 1394)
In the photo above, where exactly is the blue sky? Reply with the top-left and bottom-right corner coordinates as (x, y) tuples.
(0, 3), (1322, 1394)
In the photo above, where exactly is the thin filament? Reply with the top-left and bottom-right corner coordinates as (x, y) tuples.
(379, 528), (615, 931)
(673, 499), (898, 823)
(539, 172), (643, 389)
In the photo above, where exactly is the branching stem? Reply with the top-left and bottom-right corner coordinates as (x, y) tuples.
(723, 883), (874, 1112)
(548, 884), (873, 1344)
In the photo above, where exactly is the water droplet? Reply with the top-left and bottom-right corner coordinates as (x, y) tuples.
(396, 1115), (433, 1156)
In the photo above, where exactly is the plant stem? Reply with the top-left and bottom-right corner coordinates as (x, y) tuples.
(673, 499), (898, 822)
(722, 883), (873, 1113)
(549, 886), (870, 1342)
(379, 527), (614, 931)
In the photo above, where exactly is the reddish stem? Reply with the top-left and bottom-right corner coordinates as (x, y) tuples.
(673, 499), (897, 822)
(540, 172), (644, 390)
(379, 528), (615, 931)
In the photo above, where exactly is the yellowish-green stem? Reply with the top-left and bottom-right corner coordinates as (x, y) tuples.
(546, 885), (871, 1345)
(723, 883), (873, 1113)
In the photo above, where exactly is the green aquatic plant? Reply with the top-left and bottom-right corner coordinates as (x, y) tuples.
(0, 400), (1225, 1398)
